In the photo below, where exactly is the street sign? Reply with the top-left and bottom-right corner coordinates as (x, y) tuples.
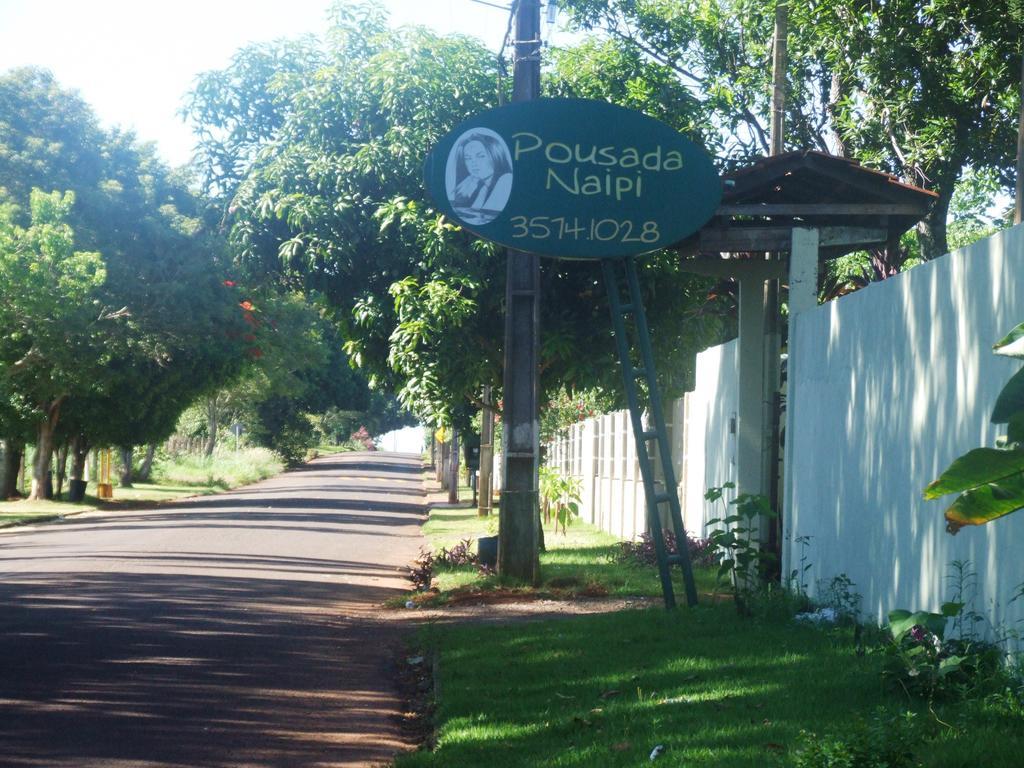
(424, 99), (721, 259)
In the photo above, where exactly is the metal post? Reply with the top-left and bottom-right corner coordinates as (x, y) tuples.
(781, 227), (820, 587)
(499, 0), (542, 584)
(763, 0), (789, 558)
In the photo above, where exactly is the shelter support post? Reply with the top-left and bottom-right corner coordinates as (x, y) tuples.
(781, 227), (820, 585)
(789, 228), (821, 314)
(737, 275), (767, 505)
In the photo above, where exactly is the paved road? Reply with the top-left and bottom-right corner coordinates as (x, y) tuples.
(0, 452), (426, 768)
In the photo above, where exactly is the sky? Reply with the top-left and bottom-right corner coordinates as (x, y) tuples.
(0, 0), (564, 168)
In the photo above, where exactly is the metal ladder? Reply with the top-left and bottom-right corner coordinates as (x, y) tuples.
(601, 256), (699, 609)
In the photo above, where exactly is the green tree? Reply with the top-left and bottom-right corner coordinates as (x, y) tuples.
(187, 3), (728, 431)
(0, 68), (251, 493)
(246, 293), (371, 464)
(800, 0), (1020, 259)
(558, 0), (1022, 259)
(189, 289), (373, 465)
(0, 190), (108, 499)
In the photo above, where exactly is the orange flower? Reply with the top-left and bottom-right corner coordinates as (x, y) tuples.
(239, 300), (254, 311)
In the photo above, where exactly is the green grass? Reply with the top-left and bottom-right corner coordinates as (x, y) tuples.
(152, 447), (283, 488)
(397, 607), (1024, 767)
(0, 447), (284, 528)
(420, 502), (717, 601)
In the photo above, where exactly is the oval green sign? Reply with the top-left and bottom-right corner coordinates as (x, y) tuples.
(424, 99), (721, 259)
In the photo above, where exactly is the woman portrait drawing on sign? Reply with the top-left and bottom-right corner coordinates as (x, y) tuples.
(447, 130), (513, 225)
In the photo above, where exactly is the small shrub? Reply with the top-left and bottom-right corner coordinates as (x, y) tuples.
(793, 709), (921, 768)
(408, 539), (486, 592)
(819, 573), (862, 624)
(539, 466), (582, 534)
(409, 548), (434, 591)
(617, 530), (720, 569)
(882, 603), (1004, 701)
(435, 538), (478, 567)
(705, 483), (778, 615)
(349, 426), (376, 451)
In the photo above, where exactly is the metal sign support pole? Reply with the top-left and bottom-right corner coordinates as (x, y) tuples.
(602, 256), (699, 608)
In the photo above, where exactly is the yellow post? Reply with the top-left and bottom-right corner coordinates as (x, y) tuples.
(97, 449), (114, 499)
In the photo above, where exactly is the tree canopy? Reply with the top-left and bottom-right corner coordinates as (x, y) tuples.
(187, 3), (729, 429)
(558, 0), (1022, 259)
(0, 68), (249, 496)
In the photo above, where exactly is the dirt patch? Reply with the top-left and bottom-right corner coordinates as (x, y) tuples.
(381, 594), (656, 627)
(392, 644), (436, 756)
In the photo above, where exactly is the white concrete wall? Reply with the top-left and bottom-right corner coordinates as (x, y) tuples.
(546, 409), (648, 541)
(544, 337), (739, 542)
(786, 224), (1024, 639)
(680, 340), (739, 537)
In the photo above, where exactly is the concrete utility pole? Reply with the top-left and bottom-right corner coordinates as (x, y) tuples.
(499, 0), (542, 584)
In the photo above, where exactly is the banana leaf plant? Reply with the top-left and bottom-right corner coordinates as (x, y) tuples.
(925, 322), (1024, 533)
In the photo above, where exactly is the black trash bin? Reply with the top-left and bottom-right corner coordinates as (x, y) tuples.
(477, 535), (498, 568)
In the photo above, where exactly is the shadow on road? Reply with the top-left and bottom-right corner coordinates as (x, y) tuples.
(0, 451), (426, 767)
(0, 572), (407, 767)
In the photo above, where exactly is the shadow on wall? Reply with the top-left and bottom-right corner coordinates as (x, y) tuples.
(787, 224), (1024, 643)
(681, 339), (739, 537)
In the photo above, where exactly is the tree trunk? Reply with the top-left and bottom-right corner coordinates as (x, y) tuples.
(205, 397), (218, 457)
(137, 444), (157, 482)
(69, 435), (90, 482)
(448, 428), (459, 504)
(827, 73), (846, 158)
(478, 390), (495, 517)
(2, 439), (24, 499)
(439, 441), (449, 488)
(54, 443), (69, 499)
(119, 446), (134, 488)
(28, 398), (63, 501)
(917, 186), (952, 261)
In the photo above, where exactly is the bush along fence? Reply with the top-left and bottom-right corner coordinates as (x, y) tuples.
(546, 224), (1024, 647)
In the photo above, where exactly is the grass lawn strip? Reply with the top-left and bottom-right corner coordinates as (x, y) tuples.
(398, 606), (1024, 767)
(418, 495), (717, 603)
(410, 478), (1023, 766)
(0, 448), (285, 528)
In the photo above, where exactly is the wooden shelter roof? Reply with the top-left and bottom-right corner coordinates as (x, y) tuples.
(677, 150), (937, 259)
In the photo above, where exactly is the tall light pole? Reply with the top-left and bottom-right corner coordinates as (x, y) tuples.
(499, 0), (542, 584)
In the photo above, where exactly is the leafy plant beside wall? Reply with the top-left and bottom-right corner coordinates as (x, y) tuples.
(925, 322), (1024, 533)
(539, 466), (582, 535)
(705, 482), (778, 615)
